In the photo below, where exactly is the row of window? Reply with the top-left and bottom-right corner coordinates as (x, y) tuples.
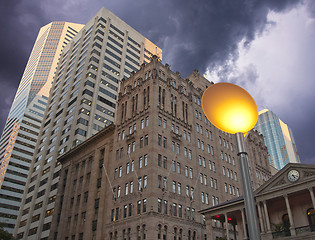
(158, 87), (189, 122)
(114, 154), (148, 178)
(256, 170), (269, 181)
(219, 136), (234, 150)
(111, 198), (147, 222)
(224, 183), (240, 196)
(222, 166), (238, 180)
(220, 151), (236, 166)
(158, 117), (192, 141)
(117, 117), (149, 141)
(196, 123), (213, 139)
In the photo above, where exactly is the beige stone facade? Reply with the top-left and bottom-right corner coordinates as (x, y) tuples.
(49, 57), (273, 240)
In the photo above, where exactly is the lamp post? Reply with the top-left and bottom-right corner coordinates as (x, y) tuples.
(201, 82), (261, 240)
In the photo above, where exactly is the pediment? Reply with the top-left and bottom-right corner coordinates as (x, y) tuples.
(254, 163), (315, 195)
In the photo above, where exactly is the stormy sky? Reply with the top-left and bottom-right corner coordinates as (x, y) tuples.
(0, 0), (314, 164)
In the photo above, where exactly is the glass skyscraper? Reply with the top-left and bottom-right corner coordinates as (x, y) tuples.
(255, 109), (300, 170)
(0, 21), (83, 233)
(14, 7), (162, 239)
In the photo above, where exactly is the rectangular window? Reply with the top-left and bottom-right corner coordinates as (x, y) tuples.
(177, 183), (181, 195)
(179, 205), (182, 217)
(143, 175), (147, 188)
(126, 163), (130, 174)
(137, 200), (141, 214)
(141, 119), (144, 129)
(163, 137), (167, 148)
(124, 205), (127, 218)
(144, 135), (148, 145)
(125, 183), (129, 195)
(132, 141), (135, 152)
(138, 177), (142, 191)
(173, 203), (177, 216)
(164, 200), (168, 214)
(177, 162), (180, 174)
(144, 154), (148, 166)
(129, 203), (132, 216)
(146, 117), (149, 126)
(139, 156), (143, 168)
(163, 157), (167, 169)
(158, 154), (161, 167)
(158, 198), (162, 213)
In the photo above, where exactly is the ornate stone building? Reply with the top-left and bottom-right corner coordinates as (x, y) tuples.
(49, 56), (272, 240)
(200, 163), (315, 240)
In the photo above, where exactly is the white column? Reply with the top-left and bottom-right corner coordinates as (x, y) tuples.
(225, 212), (230, 240)
(263, 201), (271, 233)
(257, 203), (265, 233)
(241, 208), (248, 240)
(309, 187), (315, 210)
(284, 194), (296, 236)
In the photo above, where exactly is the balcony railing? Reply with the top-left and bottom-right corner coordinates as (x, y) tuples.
(295, 225), (315, 235)
(272, 225), (315, 239)
(272, 230), (290, 239)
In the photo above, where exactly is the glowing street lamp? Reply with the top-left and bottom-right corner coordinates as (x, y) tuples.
(202, 82), (261, 240)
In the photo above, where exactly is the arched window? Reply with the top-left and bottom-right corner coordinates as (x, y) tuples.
(179, 229), (182, 240)
(137, 226), (140, 240)
(192, 231), (196, 240)
(188, 230), (191, 240)
(307, 208), (315, 231)
(163, 225), (167, 240)
(174, 227), (177, 240)
(158, 224), (161, 239)
(142, 224), (146, 239)
(127, 228), (131, 240)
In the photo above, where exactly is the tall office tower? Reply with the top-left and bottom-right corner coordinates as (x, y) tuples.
(48, 57), (272, 240)
(0, 22), (83, 233)
(255, 109), (300, 170)
(14, 7), (162, 239)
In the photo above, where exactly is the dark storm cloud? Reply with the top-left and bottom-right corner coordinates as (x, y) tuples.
(105, 0), (302, 77)
(36, 0), (302, 77)
(1, 0), (309, 165)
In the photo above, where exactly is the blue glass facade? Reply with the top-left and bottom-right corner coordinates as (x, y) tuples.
(255, 109), (300, 170)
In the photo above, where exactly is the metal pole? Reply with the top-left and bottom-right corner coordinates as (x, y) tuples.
(236, 132), (261, 240)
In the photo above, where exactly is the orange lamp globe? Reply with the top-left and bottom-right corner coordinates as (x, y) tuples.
(201, 82), (258, 134)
